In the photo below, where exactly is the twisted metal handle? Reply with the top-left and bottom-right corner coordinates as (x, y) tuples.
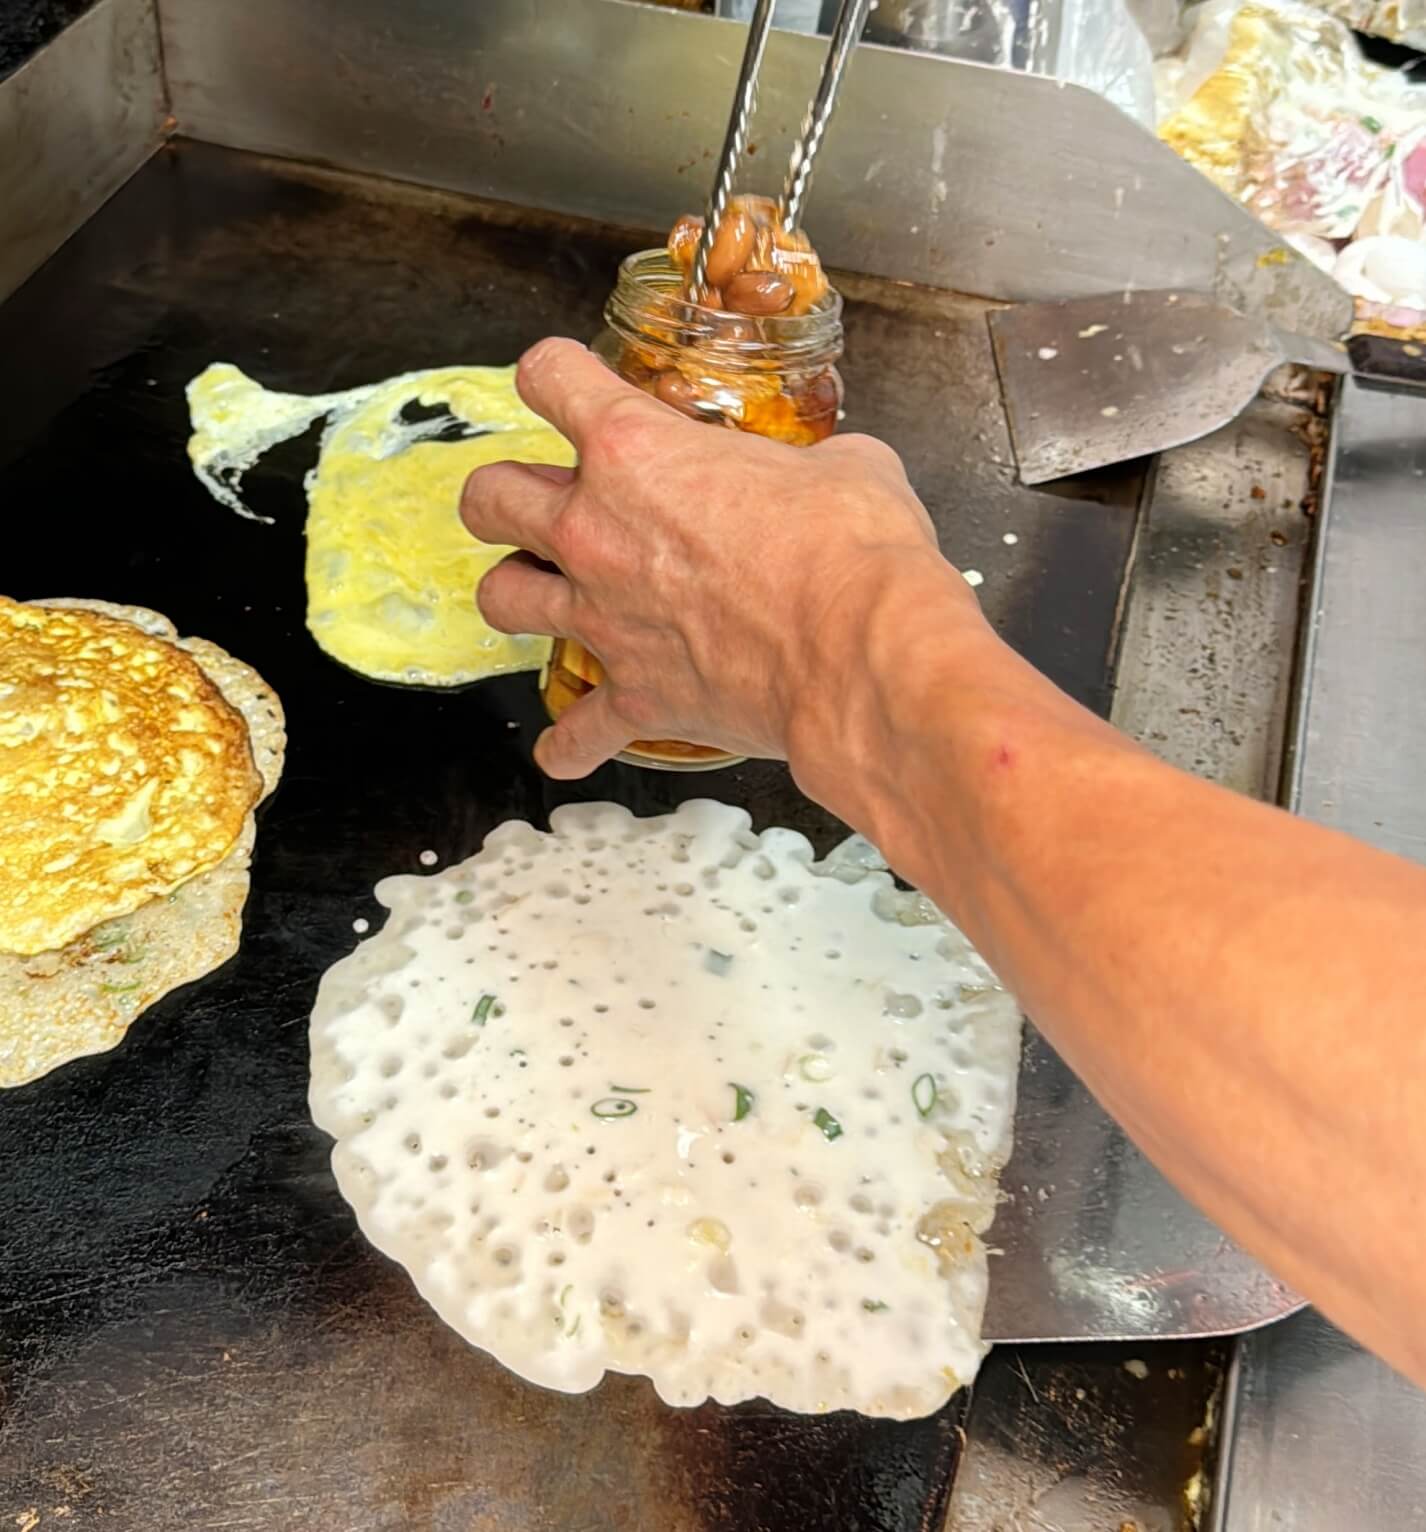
(691, 0), (778, 297)
(780, 0), (873, 231)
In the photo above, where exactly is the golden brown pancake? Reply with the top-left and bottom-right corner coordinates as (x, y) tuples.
(0, 599), (286, 1087)
(0, 597), (262, 957)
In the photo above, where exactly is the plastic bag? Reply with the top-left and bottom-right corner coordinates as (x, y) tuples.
(1053, 0), (1158, 124)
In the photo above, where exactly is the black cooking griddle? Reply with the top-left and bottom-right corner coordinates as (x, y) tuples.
(0, 141), (1140, 1530)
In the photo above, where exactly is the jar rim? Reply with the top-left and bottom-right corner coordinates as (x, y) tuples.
(606, 248), (844, 366)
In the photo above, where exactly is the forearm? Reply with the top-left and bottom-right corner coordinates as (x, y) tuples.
(793, 562), (1426, 1384)
(468, 344), (1426, 1376)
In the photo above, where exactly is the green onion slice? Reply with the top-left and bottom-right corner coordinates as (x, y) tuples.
(730, 1083), (755, 1121)
(591, 1098), (638, 1119)
(862, 1299), (890, 1313)
(472, 993), (496, 1025)
(912, 1073), (937, 1118)
(813, 1107), (843, 1141)
(609, 1085), (651, 1094)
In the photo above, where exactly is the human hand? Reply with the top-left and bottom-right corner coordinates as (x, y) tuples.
(462, 338), (981, 780)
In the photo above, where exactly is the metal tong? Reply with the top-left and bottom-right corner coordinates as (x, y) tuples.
(690, 0), (873, 297)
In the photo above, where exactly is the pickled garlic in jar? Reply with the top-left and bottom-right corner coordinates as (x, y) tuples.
(667, 195), (832, 318)
(539, 207), (844, 771)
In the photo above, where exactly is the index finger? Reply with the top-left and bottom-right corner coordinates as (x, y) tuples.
(516, 337), (654, 446)
(460, 460), (569, 563)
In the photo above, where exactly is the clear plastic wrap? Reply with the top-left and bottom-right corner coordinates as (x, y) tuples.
(1158, 0), (1426, 321)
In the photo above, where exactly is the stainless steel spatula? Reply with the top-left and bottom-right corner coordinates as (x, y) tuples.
(988, 290), (1352, 484)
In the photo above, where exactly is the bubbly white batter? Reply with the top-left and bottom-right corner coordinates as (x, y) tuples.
(309, 801), (1022, 1418)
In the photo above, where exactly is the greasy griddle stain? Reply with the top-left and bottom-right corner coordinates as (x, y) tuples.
(950, 1341), (1231, 1528)
(0, 0), (99, 82)
(0, 1248), (966, 1532)
(0, 140), (1140, 1529)
(658, 1394), (969, 1532)
(109, 147), (653, 397)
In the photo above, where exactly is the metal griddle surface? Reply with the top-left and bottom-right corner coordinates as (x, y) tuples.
(0, 142), (1138, 1530)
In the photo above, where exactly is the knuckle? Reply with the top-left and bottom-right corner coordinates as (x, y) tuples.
(458, 463), (491, 523)
(474, 565), (514, 627)
(835, 432), (904, 473)
(561, 705), (615, 760)
(610, 686), (661, 733)
(547, 503), (596, 572)
(461, 459), (512, 520)
(555, 710), (588, 752)
(542, 585), (575, 639)
(585, 395), (661, 470)
(571, 607), (608, 654)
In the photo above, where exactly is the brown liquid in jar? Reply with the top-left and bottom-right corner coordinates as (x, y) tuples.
(541, 198), (844, 772)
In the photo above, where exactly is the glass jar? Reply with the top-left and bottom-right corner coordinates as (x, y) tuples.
(541, 248), (845, 771)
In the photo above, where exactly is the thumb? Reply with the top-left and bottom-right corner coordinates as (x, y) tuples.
(533, 686), (634, 780)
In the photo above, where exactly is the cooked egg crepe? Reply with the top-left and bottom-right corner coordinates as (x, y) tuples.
(186, 363), (575, 686)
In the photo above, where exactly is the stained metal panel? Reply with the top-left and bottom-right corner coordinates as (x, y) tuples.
(1220, 1311), (1426, 1532)
(1214, 380), (1426, 1532)
(0, 0), (166, 302)
(985, 398), (1318, 1346)
(947, 1340), (1229, 1530)
(158, 0), (1350, 334)
(1113, 399), (1319, 803)
(1289, 379), (1426, 858)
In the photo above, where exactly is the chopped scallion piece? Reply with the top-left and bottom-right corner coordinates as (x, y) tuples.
(912, 1073), (937, 1118)
(862, 1299), (889, 1313)
(1362, 114), (1383, 133)
(813, 1107), (843, 1141)
(100, 980), (141, 995)
(730, 1083), (755, 1121)
(591, 1097), (638, 1119)
(454, 889), (475, 905)
(609, 1084), (651, 1094)
(472, 993), (496, 1025)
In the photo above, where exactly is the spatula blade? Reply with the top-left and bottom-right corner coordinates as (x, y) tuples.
(988, 291), (1281, 484)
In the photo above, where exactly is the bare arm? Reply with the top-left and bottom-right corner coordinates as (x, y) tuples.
(464, 338), (1426, 1386)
